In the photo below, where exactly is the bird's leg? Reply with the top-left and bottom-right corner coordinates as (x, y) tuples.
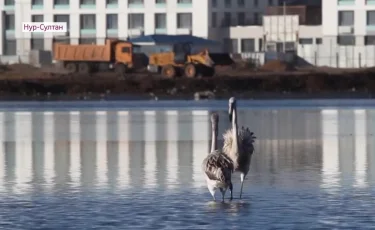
(208, 184), (216, 201)
(240, 173), (245, 199)
(219, 188), (225, 202)
(229, 182), (233, 200)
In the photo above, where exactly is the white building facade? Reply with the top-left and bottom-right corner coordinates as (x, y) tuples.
(0, 0), (280, 58)
(322, 0), (375, 46)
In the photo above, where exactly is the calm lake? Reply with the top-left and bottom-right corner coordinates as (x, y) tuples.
(0, 99), (374, 229)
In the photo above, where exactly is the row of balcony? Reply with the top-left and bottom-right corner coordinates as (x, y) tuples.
(339, 25), (375, 34)
(338, 0), (375, 5)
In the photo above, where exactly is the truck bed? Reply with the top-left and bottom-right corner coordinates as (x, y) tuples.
(54, 43), (111, 62)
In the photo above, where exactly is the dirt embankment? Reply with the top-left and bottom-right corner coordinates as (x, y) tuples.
(1, 62), (375, 100)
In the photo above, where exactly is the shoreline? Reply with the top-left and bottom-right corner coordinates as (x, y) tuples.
(0, 91), (373, 101)
(1, 63), (375, 101)
(0, 98), (374, 112)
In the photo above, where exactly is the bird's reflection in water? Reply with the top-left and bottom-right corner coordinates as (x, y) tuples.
(205, 200), (251, 215)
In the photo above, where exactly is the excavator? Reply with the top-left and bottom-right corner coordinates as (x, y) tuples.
(147, 42), (233, 78)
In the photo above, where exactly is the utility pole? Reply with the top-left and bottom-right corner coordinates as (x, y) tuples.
(283, 0), (286, 52)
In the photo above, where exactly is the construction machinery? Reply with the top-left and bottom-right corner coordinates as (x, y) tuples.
(147, 42), (224, 78)
(53, 39), (148, 77)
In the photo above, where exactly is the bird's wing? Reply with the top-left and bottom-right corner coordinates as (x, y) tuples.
(202, 150), (234, 182)
(239, 126), (256, 154)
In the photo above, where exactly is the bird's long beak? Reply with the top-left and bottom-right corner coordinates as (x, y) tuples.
(228, 103), (233, 122)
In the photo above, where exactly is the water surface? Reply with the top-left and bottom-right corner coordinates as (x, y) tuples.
(0, 105), (374, 229)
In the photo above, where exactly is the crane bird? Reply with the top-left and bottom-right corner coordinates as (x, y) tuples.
(222, 97), (256, 199)
(202, 112), (234, 202)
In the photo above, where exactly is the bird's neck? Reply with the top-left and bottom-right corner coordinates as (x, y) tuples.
(211, 125), (217, 152)
(231, 105), (239, 154)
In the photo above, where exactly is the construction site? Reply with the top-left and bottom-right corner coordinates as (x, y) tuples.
(1, 38), (375, 100)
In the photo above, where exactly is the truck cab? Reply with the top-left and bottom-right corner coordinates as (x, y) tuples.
(113, 41), (148, 75)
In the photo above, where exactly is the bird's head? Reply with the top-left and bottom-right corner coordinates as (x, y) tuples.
(228, 97), (236, 122)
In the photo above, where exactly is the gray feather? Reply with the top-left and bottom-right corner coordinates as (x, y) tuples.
(202, 150), (234, 183)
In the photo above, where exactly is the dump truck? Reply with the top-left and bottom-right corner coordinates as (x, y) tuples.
(147, 42), (234, 78)
(53, 39), (148, 77)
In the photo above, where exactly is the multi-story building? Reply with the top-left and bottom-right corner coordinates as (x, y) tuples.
(322, 0), (375, 46)
(0, 0), (279, 58)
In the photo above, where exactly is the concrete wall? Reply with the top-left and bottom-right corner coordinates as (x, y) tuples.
(297, 41), (375, 68)
(263, 15), (299, 42)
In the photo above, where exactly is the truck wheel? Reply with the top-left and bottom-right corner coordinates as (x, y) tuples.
(115, 63), (127, 79)
(65, 62), (77, 73)
(161, 65), (176, 78)
(184, 63), (196, 78)
(78, 62), (91, 74)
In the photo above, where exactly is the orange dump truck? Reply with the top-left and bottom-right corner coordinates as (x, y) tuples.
(53, 39), (147, 77)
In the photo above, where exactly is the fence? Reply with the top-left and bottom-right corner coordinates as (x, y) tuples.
(241, 36), (375, 68)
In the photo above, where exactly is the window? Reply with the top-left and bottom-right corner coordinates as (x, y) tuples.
(254, 12), (260, 24)
(128, 13), (144, 29)
(259, 38), (263, 51)
(238, 0), (245, 7)
(106, 14), (118, 29)
(223, 12), (231, 27)
(268, 0), (272, 5)
(122, 47), (130, 53)
(128, 0), (143, 4)
(224, 39), (238, 53)
(254, 0), (258, 7)
(31, 38), (44, 50)
(337, 35), (355, 45)
(80, 0), (95, 4)
(155, 0), (165, 3)
(3, 39), (16, 55)
(177, 0), (192, 3)
(106, 0), (117, 4)
(32, 0), (43, 5)
(212, 0), (217, 7)
(155, 13), (166, 29)
(52, 38), (69, 50)
(54, 15), (70, 30)
(299, 38), (313, 45)
(367, 11), (375, 25)
(52, 38), (69, 52)
(365, 36), (375, 45)
(79, 38), (96, 44)
(80, 14), (96, 29)
(54, 0), (69, 5)
(177, 13), (192, 29)
(237, 12), (245, 25)
(316, 38), (322, 44)
(241, 39), (255, 52)
(5, 14), (15, 30)
(4, 0), (14, 5)
(212, 12), (217, 27)
(225, 0), (231, 7)
(32, 15), (43, 22)
(338, 11), (354, 26)
(79, 0), (96, 6)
